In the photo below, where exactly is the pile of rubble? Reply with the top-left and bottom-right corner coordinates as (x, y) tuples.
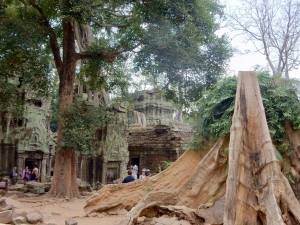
(0, 196), (45, 224)
(0, 196), (78, 225)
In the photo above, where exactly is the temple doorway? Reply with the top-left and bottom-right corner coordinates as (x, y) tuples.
(25, 160), (38, 171)
(130, 157), (140, 172)
(106, 161), (120, 184)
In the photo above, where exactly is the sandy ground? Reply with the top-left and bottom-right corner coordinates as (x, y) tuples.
(16, 196), (124, 225)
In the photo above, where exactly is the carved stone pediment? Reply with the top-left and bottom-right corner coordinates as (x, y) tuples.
(26, 151), (43, 160)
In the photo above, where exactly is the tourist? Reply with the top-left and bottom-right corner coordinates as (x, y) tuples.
(133, 164), (138, 174)
(145, 169), (151, 178)
(126, 166), (132, 176)
(31, 165), (39, 182)
(10, 167), (18, 185)
(122, 170), (135, 183)
(132, 165), (138, 180)
(139, 168), (146, 179)
(22, 166), (30, 185)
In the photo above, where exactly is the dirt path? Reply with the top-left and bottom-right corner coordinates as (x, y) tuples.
(16, 197), (124, 225)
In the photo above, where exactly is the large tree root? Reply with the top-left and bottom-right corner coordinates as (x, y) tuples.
(113, 72), (300, 225)
(116, 136), (229, 225)
(86, 72), (300, 225)
(84, 147), (204, 215)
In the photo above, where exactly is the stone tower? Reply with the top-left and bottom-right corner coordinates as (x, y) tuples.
(128, 89), (193, 175)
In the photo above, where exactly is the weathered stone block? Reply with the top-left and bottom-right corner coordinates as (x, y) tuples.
(12, 209), (26, 217)
(1, 205), (13, 211)
(0, 190), (5, 197)
(65, 218), (78, 225)
(13, 216), (27, 224)
(0, 197), (7, 208)
(0, 210), (13, 224)
(4, 197), (21, 208)
(26, 211), (43, 223)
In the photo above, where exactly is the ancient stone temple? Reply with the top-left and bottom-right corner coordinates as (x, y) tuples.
(74, 84), (129, 185)
(0, 75), (55, 182)
(128, 89), (193, 174)
(1, 78), (192, 185)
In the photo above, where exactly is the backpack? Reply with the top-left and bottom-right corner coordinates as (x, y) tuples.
(9, 171), (13, 179)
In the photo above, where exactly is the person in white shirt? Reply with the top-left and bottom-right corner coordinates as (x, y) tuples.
(139, 168), (146, 179)
(31, 165), (39, 182)
(131, 165), (137, 180)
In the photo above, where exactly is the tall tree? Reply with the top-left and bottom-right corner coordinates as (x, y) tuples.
(134, 5), (232, 121)
(1, 0), (230, 199)
(227, 0), (300, 78)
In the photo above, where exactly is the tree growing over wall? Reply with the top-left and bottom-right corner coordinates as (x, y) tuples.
(227, 0), (300, 78)
(1, 0), (230, 199)
(84, 72), (300, 225)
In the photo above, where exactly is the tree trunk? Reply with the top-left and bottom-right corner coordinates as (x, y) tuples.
(47, 19), (80, 199)
(85, 71), (300, 224)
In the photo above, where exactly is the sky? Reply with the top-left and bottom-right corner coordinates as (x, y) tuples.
(221, 0), (300, 79)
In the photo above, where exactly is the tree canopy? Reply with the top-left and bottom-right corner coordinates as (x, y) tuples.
(191, 70), (300, 155)
(133, 2), (232, 118)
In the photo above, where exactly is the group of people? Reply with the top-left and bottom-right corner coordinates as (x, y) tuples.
(122, 164), (151, 183)
(10, 165), (39, 185)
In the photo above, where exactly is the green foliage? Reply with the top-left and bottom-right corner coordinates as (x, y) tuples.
(59, 103), (107, 155)
(146, 185), (154, 193)
(191, 72), (300, 153)
(1, 0), (232, 154)
(274, 150), (283, 161)
(161, 161), (174, 169)
(288, 173), (296, 184)
(192, 76), (236, 147)
(133, 0), (233, 114)
(157, 164), (161, 173)
(0, 3), (54, 116)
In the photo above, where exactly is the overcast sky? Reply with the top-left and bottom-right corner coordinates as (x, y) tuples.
(220, 0), (300, 79)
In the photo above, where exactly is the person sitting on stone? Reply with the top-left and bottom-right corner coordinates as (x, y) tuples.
(122, 170), (135, 183)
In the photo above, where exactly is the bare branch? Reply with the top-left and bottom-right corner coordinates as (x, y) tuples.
(227, 0), (300, 78)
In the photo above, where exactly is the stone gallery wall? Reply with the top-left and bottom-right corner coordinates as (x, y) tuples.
(0, 74), (55, 181)
(74, 85), (129, 185)
(128, 123), (193, 174)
